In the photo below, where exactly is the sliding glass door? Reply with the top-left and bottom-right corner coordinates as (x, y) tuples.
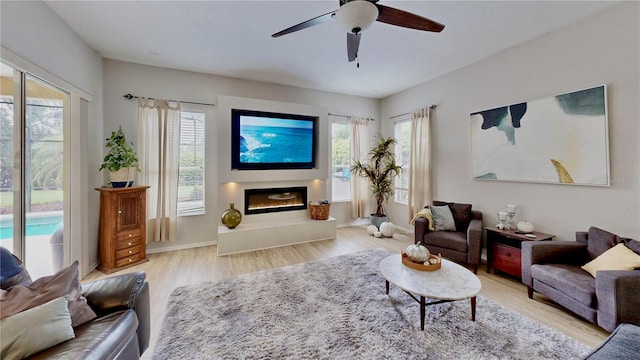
(0, 61), (68, 279)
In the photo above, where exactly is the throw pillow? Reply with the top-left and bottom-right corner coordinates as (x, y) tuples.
(0, 248), (32, 290)
(430, 205), (456, 231)
(410, 208), (435, 230)
(623, 238), (640, 255)
(581, 243), (640, 278)
(587, 226), (621, 259)
(433, 201), (472, 230)
(0, 261), (96, 327)
(0, 246), (23, 282)
(1, 296), (75, 360)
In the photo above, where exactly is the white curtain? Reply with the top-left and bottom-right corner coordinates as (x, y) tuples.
(408, 107), (432, 220)
(350, 117), (370, 219)
(137, 98), (181, 242)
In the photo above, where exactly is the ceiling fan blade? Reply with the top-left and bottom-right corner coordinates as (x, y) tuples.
(347, 32), (361, 62)
(272, 10), (337, 38)
(376, 4), (445, 32)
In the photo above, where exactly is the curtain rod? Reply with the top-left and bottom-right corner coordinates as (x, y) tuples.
(328, 113), (375, 121)
(123, 93), (215, 107)
(390, 105), (436, 120)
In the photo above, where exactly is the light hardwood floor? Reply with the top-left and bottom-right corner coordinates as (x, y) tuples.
(82, 226), (609, 358)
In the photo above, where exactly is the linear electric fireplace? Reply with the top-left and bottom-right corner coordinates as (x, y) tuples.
(244, 187), (307, 215)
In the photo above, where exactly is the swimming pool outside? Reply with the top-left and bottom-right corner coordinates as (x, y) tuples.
(0, 211), (63, 240)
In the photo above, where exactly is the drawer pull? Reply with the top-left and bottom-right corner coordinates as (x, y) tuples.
(128, 250), (132, 254)
(128, 242), (132, 246)
(128, 259), (132, 262)
(118, 210), (122, 214)
(128, 234), (132, 237)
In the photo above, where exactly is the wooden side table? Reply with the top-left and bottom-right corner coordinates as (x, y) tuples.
(485, 228), (555, 278)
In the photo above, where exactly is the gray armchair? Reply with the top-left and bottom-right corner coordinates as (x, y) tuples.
(414, 201), (483, 274)
(522, 226), (640, 332)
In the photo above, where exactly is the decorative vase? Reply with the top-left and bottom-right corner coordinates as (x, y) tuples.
(109, 167), (134, 188)
(221, 203), (242, 229)
(517, 220), (535, 233)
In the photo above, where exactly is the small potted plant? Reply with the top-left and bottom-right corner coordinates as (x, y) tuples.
(350, 135), (402, 229)
(99, 126), (140, 188)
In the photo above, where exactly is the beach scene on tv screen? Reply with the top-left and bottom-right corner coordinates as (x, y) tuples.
(239, 116), (314, 164)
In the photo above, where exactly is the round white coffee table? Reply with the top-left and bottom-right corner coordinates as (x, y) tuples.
(379, 254), (482, 330)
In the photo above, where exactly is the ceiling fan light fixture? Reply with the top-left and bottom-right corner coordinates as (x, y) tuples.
(335, 0), (379, 34)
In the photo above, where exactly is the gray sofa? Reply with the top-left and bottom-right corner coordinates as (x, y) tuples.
(1, 250), (150, 359)
(522, 227), (640, 332)
(414, 201), (483, 274)
(583, 323), (640, 359)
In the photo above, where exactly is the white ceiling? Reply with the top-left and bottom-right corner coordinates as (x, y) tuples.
(45, 1), (619, 99)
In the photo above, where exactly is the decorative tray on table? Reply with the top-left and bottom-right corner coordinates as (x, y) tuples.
(401, 252), (442, 271)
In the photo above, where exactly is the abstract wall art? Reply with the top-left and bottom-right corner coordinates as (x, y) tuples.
(470, 85), (609, 186)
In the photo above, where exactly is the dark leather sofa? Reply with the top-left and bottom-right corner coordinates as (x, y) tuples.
(31, 271), (151, 359)
(0, 249), (150, 360)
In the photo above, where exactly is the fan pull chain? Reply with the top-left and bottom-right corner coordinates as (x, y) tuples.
(357, 53), (360, 68)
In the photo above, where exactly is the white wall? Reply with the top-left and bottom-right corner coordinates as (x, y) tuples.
(0, 1), (104, 275)
(381, 2), (640, 241)
(102, 59), (380, 253)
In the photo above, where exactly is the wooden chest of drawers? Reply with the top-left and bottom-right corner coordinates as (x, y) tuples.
(96, 186), (150, 274)
(485, 227), (555, 278)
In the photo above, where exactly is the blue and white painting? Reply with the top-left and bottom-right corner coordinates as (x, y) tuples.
(239, 116), (314, 164)
(470, 85), (609, 186)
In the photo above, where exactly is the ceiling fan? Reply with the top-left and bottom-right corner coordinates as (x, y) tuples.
(272, 0), (445, 66)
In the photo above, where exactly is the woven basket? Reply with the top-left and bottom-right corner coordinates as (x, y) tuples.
(309, 202), (331, 220)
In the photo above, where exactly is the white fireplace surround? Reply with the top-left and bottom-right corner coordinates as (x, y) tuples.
(216, 96), (335, 255)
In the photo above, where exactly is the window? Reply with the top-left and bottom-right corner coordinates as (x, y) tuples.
(394, 118), (411, 204)
(178, 110), (205, 215)
(331, 120), (351, 202)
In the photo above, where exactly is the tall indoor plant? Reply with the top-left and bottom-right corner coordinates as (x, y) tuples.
(351, 135), (402, 229)
(99, 126), (140, 188)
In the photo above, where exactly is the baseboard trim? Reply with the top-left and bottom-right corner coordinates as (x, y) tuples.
(147, 240), (218, 254)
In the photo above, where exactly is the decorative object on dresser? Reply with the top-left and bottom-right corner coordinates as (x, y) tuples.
(522, 226), (640, 331)
(99, 127), (140, 188)
(486, 227), (555, 279)
(96, 186), (150, 273)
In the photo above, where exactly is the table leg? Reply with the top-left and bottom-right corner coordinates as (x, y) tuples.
(385, 280), (389, 295)
(471, 296), (477, 321)
(420, 296), (426, 330)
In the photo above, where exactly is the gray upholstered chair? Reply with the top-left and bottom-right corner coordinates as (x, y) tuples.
(522, 227), (640, 332)
(414, 201), (483, 274)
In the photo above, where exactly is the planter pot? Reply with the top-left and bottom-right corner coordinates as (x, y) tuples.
(370, 215), (388, 230)
(109, 167), (135, 188)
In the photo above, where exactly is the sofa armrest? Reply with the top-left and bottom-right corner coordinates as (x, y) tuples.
(82, 271), (147, 314)
(596, 270), (640, 332)
(521, 241), (586, 287)
(466, 217), (483, 267)
(414, 217), (431, 244)
(82, 271), (150, 355)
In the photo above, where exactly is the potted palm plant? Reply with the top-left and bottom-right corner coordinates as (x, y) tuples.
(351, 135), (402, 229)
(99, 126), (140, 188)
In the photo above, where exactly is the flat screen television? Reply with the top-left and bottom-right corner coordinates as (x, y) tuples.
(231, 109), (318, 170)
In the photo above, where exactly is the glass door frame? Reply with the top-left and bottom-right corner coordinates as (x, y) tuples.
(2, 47), (93, 276)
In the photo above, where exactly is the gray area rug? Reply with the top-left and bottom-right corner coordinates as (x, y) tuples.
(154, 248), (591, 359)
